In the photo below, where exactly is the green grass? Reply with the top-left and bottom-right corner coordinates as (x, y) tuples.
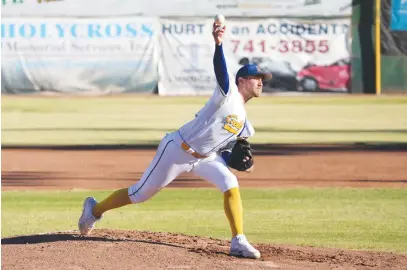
(2, 188), (407, 253)
(2, 95), (407, 145)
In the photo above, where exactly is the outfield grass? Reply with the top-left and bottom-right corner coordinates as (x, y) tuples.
(2, 188), (407, 253)
(2, 95), (407, 145)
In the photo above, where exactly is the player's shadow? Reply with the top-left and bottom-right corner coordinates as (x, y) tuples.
(1, 233), (183, 249)
(1, 233), (230, 256)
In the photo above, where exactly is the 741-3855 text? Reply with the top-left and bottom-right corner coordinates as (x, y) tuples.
(231, 39), (330, 54)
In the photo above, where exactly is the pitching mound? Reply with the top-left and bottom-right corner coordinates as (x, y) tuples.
(2, 229), (406, 270)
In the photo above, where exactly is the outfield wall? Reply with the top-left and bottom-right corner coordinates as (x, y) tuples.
(351, 0), (407, 94)
(1, 0), (353, 95)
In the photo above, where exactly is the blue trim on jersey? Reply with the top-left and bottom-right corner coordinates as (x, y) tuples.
(237, 120), (246, 137)
(221, 151), (231, 163)
(128, 140), (173, 197)
(203, 133), (235, 156)
(214, 44), (229, 95)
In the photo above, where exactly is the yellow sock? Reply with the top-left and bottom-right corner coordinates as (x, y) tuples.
(224, 187), (244, 237)
(92, 188), (132, 218)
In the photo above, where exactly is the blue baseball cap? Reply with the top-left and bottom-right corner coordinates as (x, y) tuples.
(235, 64), (273, 85)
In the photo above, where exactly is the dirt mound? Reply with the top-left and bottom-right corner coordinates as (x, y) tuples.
(2, 229), (406, 270)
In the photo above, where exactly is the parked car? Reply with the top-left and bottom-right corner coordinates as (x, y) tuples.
(296, 58), (351, 92)
(238, 57), (298, 92)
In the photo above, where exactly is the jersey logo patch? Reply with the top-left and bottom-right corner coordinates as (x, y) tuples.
(223, 115), (244, 135)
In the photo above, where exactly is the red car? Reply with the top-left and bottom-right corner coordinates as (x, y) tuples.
(297, 58), (351, 92)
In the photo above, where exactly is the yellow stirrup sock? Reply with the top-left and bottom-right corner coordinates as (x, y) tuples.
(224, 187), (244, 237)
(92, 188), (132, 218)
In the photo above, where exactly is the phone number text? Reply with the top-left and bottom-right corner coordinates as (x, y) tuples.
(231, 39), (330, 54)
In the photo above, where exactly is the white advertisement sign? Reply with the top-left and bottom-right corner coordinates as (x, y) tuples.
(2, 0), (352, 17)
(1, 17), (160, 94)
(159, 18), (351, 95)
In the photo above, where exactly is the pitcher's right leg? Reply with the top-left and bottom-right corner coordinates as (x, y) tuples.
(128, 138), (193, 203)
(79, 134), (194, 235)
(92, 188), (131, 218)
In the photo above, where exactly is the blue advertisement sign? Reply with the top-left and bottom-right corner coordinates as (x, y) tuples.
(391, 0), (407, 30)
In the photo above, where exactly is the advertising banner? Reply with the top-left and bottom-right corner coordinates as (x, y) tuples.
(1, 17), (160, 94)
(158, 18), (351, 95)
(2, 0), (352, 18)
(391, 0), (407, 30)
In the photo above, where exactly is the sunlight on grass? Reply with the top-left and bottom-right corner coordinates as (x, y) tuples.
(2, 188), (407, 253)
(2, 96), (407, 145)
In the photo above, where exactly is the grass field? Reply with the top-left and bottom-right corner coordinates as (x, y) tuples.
(2, 95), (407, 255)
(2, 95), (407, 145)
(2, 188), (407, 253)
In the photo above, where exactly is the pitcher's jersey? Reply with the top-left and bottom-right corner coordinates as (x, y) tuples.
(177, 82), (255, 156)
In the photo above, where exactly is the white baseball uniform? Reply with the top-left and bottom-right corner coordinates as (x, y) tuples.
(128, 46), (255, 203)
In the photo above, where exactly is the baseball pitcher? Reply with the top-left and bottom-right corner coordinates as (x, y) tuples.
(79, 20), (272, 259)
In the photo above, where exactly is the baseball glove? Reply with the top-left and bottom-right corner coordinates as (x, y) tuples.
(227, 139), (253, 171)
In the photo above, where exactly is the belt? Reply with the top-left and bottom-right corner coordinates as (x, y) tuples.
(181, 142), (208, 159)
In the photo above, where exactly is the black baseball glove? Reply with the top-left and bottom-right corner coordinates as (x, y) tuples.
(227, 139), (254, 171)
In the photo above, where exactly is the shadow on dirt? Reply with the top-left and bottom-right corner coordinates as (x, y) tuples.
(2, 170), (406, 189)
(1, 233), (184, 249)
(1, 232), (231, 257)
(2, 229), (406, 270)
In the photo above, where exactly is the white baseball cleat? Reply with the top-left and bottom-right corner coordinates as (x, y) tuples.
(230, 234), (261, 259)
(78, 197), (102, 236)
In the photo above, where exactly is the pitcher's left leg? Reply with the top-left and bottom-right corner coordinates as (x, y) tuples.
(223, 187), (243, 237)
(224, 187), (260, 259)
(192, 155), (260, 259)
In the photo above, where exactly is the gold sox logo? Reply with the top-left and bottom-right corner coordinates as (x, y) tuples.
(223, 115), (244, 135)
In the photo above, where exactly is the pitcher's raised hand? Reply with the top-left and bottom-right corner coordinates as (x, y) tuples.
(212, 22), (226, 46)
